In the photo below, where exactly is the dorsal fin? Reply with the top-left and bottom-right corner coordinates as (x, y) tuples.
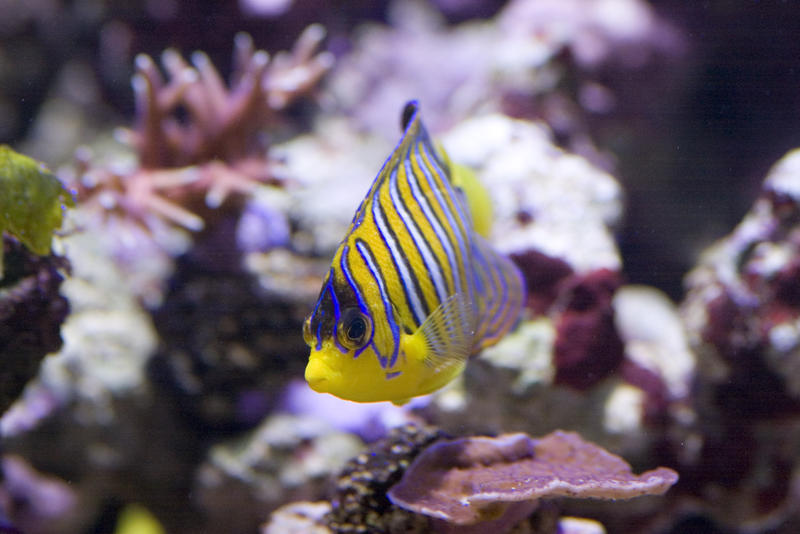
(349, 102), (425, 226)
(401, 100), (419, 131)
(354, 100), (437, 213)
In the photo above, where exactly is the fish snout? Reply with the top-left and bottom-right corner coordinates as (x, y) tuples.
(305, 355), (332, 393)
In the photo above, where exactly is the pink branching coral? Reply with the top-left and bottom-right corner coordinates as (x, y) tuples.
(388, 430), (678, 529)
(70, 25), (333, 232)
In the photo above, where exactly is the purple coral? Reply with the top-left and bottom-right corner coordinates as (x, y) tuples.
(388, 430), (678, 529)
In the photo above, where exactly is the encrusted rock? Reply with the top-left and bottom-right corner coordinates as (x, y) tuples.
(0, 236), (69, 415)
(149, 236), (309, 431)
(613, 285), (696, 426)
(326, 424), (445, 534)
(676, 148), (800, 529)
(683, 148), (800, 415)
(442, 114), (623, 274)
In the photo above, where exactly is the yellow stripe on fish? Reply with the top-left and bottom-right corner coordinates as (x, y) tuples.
(303, 101), (525, 404)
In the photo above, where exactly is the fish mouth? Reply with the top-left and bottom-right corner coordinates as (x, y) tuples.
(304, 356), (331, 393)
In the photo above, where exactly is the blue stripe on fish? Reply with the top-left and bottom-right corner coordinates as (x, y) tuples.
(387, 166), (446, 318)
(355, 237), (399, 369)
(373, 186), (427, 327)
(403, 154), (461, 296)
(339, 245), (374, 358)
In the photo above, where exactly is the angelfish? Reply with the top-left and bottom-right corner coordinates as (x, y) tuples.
(303, 101), (525, 404)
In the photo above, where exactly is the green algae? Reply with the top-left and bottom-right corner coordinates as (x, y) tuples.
(0, 145), (74, 278)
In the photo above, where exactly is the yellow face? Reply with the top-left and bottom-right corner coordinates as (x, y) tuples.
(303, 302), (390, 402)
(304, 339), (411, 403)
(302, 266), (395, 401)
(303, 334), (464, 404)
(302, 301), (415, 403)
(302, 285), (463, 403)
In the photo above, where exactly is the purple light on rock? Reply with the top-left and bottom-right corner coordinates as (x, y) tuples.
(236, 200), (291, 253)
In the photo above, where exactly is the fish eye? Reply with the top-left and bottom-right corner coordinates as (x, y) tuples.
(302, 317), (314, 346)
(337, 308), (372, 350)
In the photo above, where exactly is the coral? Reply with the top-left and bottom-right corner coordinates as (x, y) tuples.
(0, 26), (337, 532)
(263, 116), (396, 256)
(0, 236), (69, 416)
(387, 431), (677, 530)
(280, 380), (420, 442)
(37, 226), (159, 417)
(275, 425), (675, 534)
(125, 25), (331, 169)
(68, 25), (332, 234)
(509, 251), (574, 315)
(325, 423), (445, 533)
(236, 187), (292, 253)
(0, 3), (722, 534)
(0, 223), (179, 532)
(0, 21), (337, 530)
(0, 145), (73, 275)
(478, 318), (557, 394)
(494, 0), (685, 170)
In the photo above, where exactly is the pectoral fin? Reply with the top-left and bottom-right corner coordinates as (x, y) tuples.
(405, 292), (475, 373)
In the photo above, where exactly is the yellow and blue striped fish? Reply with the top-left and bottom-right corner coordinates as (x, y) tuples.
(303, 101), (525, 404)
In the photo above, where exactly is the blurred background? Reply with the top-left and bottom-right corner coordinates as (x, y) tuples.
(3, 0), (800, 298)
